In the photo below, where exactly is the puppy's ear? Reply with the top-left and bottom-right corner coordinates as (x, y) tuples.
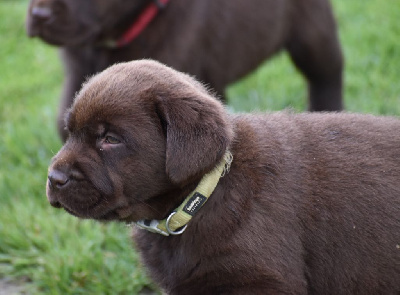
(155, 90), (233, 185)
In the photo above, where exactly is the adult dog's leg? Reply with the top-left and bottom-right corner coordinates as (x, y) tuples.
(286, 0), (344, 112)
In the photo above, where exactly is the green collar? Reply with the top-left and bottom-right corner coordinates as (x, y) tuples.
(134, 151), (233, 236)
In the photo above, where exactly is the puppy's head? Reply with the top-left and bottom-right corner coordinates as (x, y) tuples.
(26, 0), (143, 46)
(46, 60), (233, 221)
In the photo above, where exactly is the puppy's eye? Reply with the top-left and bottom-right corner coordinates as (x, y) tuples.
(104, 135), (121, 144)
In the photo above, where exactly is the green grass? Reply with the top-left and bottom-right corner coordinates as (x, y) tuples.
(0, 0), (399, 294)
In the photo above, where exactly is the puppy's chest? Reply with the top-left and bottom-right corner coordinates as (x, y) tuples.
(136, 235), (201, 283)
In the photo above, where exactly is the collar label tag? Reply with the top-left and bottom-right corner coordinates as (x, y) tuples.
(183, 192), (207, 216)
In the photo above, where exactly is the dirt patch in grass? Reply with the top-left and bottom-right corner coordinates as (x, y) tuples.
(0, 278), (31, 295)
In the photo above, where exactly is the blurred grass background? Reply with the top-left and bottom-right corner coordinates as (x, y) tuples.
(0, 0), (399, 294)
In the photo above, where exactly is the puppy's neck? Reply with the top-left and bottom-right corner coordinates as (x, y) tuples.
(132, 151), (233, 236)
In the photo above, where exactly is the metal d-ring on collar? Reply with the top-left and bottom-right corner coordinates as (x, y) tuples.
(165, 211), (187, 235)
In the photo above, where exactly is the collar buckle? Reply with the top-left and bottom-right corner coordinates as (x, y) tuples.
(135, 219), (169, 236)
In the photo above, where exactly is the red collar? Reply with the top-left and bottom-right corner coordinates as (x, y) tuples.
(115, 0), (170, 48)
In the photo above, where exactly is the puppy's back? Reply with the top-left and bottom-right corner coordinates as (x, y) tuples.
(231, 111), (400, 294)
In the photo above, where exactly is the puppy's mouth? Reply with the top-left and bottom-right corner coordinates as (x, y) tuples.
(63, 206), (117, 220)
(46, 172), (147, 222)
(52, 196), (104, 218)
(49, 192), (134, 221)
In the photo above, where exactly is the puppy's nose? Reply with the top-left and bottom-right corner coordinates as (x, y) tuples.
(48, 169), (70, 189)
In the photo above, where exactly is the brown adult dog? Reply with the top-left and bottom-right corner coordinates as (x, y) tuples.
(27, 0), (344, 141)
(46, 60), (399, 294)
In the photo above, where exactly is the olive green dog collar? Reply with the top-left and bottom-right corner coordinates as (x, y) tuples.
(134, 151), (233, 236)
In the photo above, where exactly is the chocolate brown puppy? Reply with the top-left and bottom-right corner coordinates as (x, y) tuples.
(27, 0), (344, 141)
(47, 60), (399, 295)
